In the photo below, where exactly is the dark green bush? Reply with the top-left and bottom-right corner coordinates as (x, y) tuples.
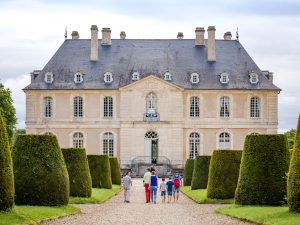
(207, 150), (242, 199)
(109, 157), (121, 185)
(62, 148), (92, 197)
(191, 156), (211, 190)
(288, 114), (300, 212)
(0, 111), (14, 211)
(13, 135), (69, 206)
(87, 155), (112, 189)
(235, 134), (289, 205)
(183, 159), (194, 186)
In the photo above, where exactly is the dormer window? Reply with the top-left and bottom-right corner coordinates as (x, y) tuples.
(132, 72), (140, 81)
(249, 72), (259, 84)
(74, 72), (83, 83)
(220, 72), (229, 84)
(164, 72), (172, 81)
(190, 73), (200, 84)
(44, 72), (54, 84)
(104, 72), (113, 83)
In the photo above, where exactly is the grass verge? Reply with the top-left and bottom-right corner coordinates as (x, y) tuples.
(181, 186), (234, 204)
(69, 185), (121, 204)
(0, 205), (79, 225)
(216, 204), (300, 225)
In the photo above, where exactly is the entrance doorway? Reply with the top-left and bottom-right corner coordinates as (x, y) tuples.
(144, 131), (158, 164)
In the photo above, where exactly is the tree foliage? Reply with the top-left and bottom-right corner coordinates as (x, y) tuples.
(285, 129), (296, 150)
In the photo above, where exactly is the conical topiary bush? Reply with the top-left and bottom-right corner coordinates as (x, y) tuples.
(0, 111), (14, 211)
(183, 159), (194, 186)
(288, 114), (300, 212)
(62, 148), (92, 197)
(191, 156), (211, 190)
(13, 135), (69, 206)
(109, 157), (121, 185)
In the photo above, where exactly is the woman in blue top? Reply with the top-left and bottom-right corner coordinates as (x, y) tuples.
(149, 171), (158, 204)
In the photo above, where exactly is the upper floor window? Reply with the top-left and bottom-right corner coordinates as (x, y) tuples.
(103, 132), (114, 156)
(132, 72), (140, 81)
(44, 72), (54, 84)
(104, 72), (113, 83)
(44, 96), (53, 118)
(220, 72), (229, 84)
(74, 72), (83, 83)
(190, 96), (200, 117)
(164, 72), (172, 81)
(219, 132), (231, 149)
(73, 132), (84, 148)
(189, 132), (200, 159)
(146, 92), (157, 113)
(220, 96), (230, 118)
(249, 72), (259, 84)
(250, 97), (260, 118)
(104, 96), (113, 117)
(190, 73), (200, 84)
(73, 96), (83, 118)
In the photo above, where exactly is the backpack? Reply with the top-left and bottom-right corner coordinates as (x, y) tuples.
(174, 176), (180, 187)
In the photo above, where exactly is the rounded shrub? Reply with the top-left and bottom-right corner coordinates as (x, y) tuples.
(13, 135), (69, 206)
(191, 156), (211, 190)
(0, 111), (14, 211)
(235, 134), (289, 205)
(87, 155), (112, 189)
(288, 114), (300, 212)
(207, 150), (242, 199)
(109, 157), (121, 185)
(183, 159), (194, 186)
(62, 148), (92, 197)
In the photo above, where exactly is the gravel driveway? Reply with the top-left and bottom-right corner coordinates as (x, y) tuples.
(42, 178), (253, 225)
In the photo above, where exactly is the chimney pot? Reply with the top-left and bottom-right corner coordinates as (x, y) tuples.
(120, 31), (126, 39)
(177, 32), (184, 39)
(90, 25), (99, 61)
(102, 27), (111, 45)
(71, 31), (80, 39)
(207, 26), (216, 61)
(223, 31), (232, 40)
(195, 27), (205, 45)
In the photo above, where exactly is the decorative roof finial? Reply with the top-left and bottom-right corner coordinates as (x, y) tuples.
(236, 27), (239, 41)
(65, 27), (68, 39)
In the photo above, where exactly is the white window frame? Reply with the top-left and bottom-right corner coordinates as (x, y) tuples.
(104, 96), (113, 118)
(43, 96), (53, 118)
(219, 132), (231, 150)
(104, 72), (113, 83)
(249, 72), (259, 84)
(146, 92), (157, 113)
(190, 96), (200, 117)
(220, 72), (229, 84)
(189, 132), (200, 159)
(74, 72), (83, 83)
(220, 96), (230, 118)
(44, 72), (54, 84)
(164, 72), (172, 81)
(103, 132), (114, 156)
(73, 132), (84, 148)
(190, 73), (200, 84)
(132, 72), (140, 81)
(73, 96), (83, 118)
(250, 96), (260, 118)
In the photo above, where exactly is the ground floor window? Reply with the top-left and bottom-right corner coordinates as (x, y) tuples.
(103, 132), (114, 156)
(219, 132), (231, 149)
(73, 132), (84, 148)
(189, 132), (200, 159)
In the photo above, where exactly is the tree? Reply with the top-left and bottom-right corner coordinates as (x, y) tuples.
(0, 84), (17, 143)
(284, 129), (296, 150)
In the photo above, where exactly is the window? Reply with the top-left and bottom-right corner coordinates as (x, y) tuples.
(73, 132), (84, 148)
(73, 96), (83, 118)
(44, 97), (53, 118)
(220, 72), (229, 84)
(44, 132), (53, 135)
(190, 96), (200, 117)
(250, 97), (260, 118)
(104, 96), (113, 117)
(190, 73), (200, 84)
(219, 132), (231, 149)
(44, 72), (53, 84)
(164, 72), (172, 81)
(220, 96), (230, 118)
(249, 72), (259, 84)
(189, 132), (200, 159)
(146, 92), (157, 113)
(104, 72), (113, 83)
(103, 132), (114, 156)
(74, 72), (83, 83)
(132, 72), (140, 81)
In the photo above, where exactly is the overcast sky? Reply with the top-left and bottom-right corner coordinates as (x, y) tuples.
(0, 0), (299, 132)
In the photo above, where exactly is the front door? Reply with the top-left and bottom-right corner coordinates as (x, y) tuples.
(145, 131), (158, 164)
(144, 138), (152, 164)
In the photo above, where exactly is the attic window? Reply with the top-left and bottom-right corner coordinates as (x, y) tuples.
(44, 72), (54, 84)
(74, 72), (83, 83)
(190, 73), (200, 84)
(104, 72), (113, 83)
(249, 72), (259, 84)
(220, 72), (229, 84)
(164, 72), (172, 81)
(132, 72), (140, 81)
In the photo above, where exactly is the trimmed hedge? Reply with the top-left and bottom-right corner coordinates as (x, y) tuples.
(235, 134), (289, 205)
(13, 135), (69, 206)
(109, 157), (121, 185)
(62, 148), (92, 197)
(87, 155), (112, 189)
(183, 159), (194, 186)
(191, 156), (211, 190)
(207, 150), (242, 199)
(0, 111), (14, 211)
(288, 114), (300, 212)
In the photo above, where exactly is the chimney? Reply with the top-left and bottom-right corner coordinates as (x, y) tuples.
(177, 32), (184, 39)
(30, 70), (41, 83)
(207, 26), (216, 61)
(262, 70), (273, 83)
(120, 31), (126, 39)
(195, 27), (205, 45)
(101, 28), (111, 45)
(71, 31), (80, 39)
(90, 25), (98, 61)
(223, 31), (232, 40)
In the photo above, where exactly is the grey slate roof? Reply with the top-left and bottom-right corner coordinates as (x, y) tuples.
(24, 39), (280, 90)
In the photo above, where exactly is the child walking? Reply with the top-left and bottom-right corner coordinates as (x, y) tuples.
(166, 176), (174, 203)
(159, 178), (167, 203)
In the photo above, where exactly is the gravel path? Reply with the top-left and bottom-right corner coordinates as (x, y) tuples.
(42, 179), (253, 225)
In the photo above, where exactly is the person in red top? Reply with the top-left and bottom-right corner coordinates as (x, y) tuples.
(143, 168), (151, 203)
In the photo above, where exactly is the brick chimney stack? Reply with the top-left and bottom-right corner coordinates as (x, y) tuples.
(177, 32), (184, 39)
(195, 27), (205, 45)
(71, 31), (79, 39)
(90, 25), (98, 61)
(120, 31), (126, 39)
(207, 26), (216, 61)
(223, 31), (232, 40)
(101, 28), (112, 45)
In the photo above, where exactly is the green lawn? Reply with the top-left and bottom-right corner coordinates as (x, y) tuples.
(69, 185), (121, 204)
(216, 205), (300, 225)
(181, 186), (234, 204)
(0, 205), (79, 225)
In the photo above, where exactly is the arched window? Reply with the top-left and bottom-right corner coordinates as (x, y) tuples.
(44, 96), (53, 118)
(189, 132), (200, 159)
(249, 72), (259, 84)
(220, 96), (230, 118)
(219, 132), (231, 149)
(74, 72), (83, 83)
(103, 132), (114, 156)
(190, 96), (200, 117)
(145, 131), (158, 139)
(73, 132), (84, 148)
(73, 96), (83, 118)
(104, 72), (113, 83)
(44, 72), (53, 84)
(164, 72), (172, 81)
(146, 92), (157, 113)
(250, 97), (260, 118)
(190, 73), (200, 84)
(132, 72), (140, 81)
(220, 72), (229, 84)
(104, 96), (113, 117)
